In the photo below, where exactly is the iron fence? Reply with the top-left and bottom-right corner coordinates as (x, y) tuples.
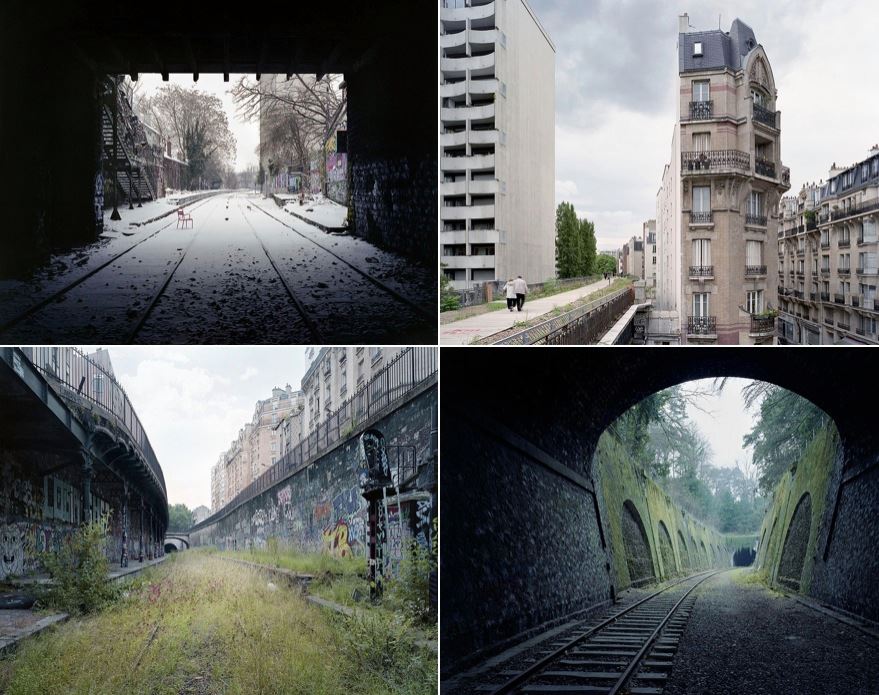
(493, 286), (633, 345)
(681, 149), (750, 173)
(23, 346), (166, 495)
(203, 347), (437, 525)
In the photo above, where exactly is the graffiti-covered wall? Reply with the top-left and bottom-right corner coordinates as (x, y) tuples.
(189, 386), (436, 560)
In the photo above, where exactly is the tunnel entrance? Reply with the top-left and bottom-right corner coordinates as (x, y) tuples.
(164, 544), (177, 553)
(734, 547), (756, 566)
(777, 493), (812, 591)
(621, 501), (655, 586)
(658, 521), (677, 576)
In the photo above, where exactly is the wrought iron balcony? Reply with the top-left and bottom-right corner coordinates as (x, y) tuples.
(820, 291), (830, 302)
(806, 219), (817, 231)
(839, 238), (850, 248)
(834, 293), (846, 304)
(824, 315), (834, 325)
(755, 157), (776, 178)
(829, 198), (879, 222)
(688, 100), (713, 120)
(687, 316), (717, 336)
(689, 265), (714, 278)
(856, 327), (866, 336)
(745, 265), (767, 276)
(820, 240), (830, 249)
(746, 214), (768, 226)
(809, 291), (818, 301)
(793, 289), (804, 299)
(820, 268), (831, 277)
(839, 267), (851, 276)
(837, 320), (850, 331)
(690, 211), (713, 224)
(851, 294), (861, 307)
(682, 149), (750, 174)
(857, 266), (865, 274)
(749, 315), (776, 335)
(753, 103), (778, 128)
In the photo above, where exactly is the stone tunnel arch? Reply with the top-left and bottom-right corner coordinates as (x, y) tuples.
(677, 530), (691, 571)
(657, 521), (677, 577)
(621, 500), (655, 587)
(777, 493), (812, 591)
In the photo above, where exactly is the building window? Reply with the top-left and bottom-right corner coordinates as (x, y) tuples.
(748, 191), (764, 217)
(692, 132), (710, 152)
(692, 239), (711, 266)
(746, 240), (764, 266)
(693, 42), (704, 58)
(692, 186), (711, 213)
(840, 253), (850, 271)
(822, 255), (830, 271)
(746, 290), (764, 314)
(751, 88), (766, 107)
(692, 292), (710, 317)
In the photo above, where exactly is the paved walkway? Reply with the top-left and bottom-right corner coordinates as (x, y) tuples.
(440, 278), (615, 345)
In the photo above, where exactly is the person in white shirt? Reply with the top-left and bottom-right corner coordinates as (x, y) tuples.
(502, 278), (517, 311)
(513, 275), (528, 311)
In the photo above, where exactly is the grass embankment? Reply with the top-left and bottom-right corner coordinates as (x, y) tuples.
(0, 552), (435, 695)
(441, 275), (604, 323)
(475, 277), (633, 344)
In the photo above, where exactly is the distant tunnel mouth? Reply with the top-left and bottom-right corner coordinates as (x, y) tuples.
(622, 500), (655, 587)
(733, 546), (756, 566)
(164, 543), (178, 553)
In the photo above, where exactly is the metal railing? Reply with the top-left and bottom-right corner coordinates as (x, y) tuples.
(687, 100), (713, 120)
(204, 347), (437, 523)
(755, 158), (776, 179)
(494, 286), (634, 345)
(687, 316), (716, 336)
(753, 103), (777, 127)
(750, 316), (776, 335)
(24, 347), (166, 496)
(831, 199), (879, 222)
(681, 149), (750, 173)
(745, 265), (767, 276)
(746, 214), (768, 226)
(689, 265), (714, 278)
(690, 211), (713, 224)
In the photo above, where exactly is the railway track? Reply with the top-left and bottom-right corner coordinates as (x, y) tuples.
(0, 193), (222, 337)
(469, 570), (724, 695)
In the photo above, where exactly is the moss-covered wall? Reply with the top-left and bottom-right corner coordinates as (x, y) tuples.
(593, 432), (730, 593)
(754, 426), (837, 595)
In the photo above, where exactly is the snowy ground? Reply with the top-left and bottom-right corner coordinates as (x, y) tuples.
(274, 193), (348, 230)
(0, 192), (435, 343)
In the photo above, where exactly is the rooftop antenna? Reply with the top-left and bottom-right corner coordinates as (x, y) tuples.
(718, 13), (722, 29)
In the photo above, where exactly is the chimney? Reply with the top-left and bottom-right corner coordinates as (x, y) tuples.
(679, 13), (690, 33)
(870, 143), (879, 156)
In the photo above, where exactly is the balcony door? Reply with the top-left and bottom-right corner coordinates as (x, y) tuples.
(692, 292), (710, 318)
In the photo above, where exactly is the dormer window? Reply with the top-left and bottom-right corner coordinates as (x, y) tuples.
(693, 41), (703, 57)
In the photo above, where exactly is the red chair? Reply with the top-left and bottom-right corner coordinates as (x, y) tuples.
(177, 208), (193, 228)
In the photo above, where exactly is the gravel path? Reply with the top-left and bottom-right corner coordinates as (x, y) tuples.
(664, 569), (879, 695)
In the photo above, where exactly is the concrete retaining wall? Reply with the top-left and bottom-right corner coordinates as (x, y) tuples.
(189, 387), (436, 562)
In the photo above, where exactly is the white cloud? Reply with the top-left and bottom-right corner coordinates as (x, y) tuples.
(240, 366), (259, 382)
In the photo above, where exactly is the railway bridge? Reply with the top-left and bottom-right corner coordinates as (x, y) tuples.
(0, 346), (168, 579)
(164, 533), (190, 553)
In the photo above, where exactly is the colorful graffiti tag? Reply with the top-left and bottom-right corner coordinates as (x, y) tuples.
(322, 520), (353, 558)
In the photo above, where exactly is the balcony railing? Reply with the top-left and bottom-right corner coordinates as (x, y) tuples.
(745, 265), (767, 276)
(820, 240), (830, 249)
(690, 211), (713, 224)
(687, 316), (717, 336)
(753, 103), (778, 128)
(837, 320), (850, 331)
(793, 290), (804, 299)
(689, 265), (714, 278)
(755, 157), (776, 178)
(851, 294), (861, 307)
(746, 214), (768, 226)
(806, 219), (818, 231)
(25, 347), (166, 497)
(839, 267), (851, 276)
(809, 292), (818, 301)
(750, 315), (776, 335)
(831, 199), (879, 222)
(834, 293), (846, 304)
(820, 292), (830, 302)
(682, 149), (750, 174)
(687, 100), (713, 120)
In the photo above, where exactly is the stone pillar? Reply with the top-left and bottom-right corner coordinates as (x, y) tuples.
(121, 480), (129, 568)
(81, 450), (93, 525)
(139, 496), (145, 563)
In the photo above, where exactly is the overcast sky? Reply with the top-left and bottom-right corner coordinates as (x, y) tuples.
(84, 346), (310, 510)
(678, 377), (755, 471)
(533, 0), (879, 251)
(135, 74), (260, 169)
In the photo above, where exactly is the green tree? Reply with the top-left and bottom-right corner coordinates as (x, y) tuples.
(741, 382), (830, 493)
(440, 264), (460, 311)
(579, 217), (597, 276)
(168, 503), (193, 532)
(555, 201), (580, 278)
(596, 254), (617, 275)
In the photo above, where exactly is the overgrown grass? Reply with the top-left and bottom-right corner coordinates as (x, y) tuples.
(0, 553), (435, 695)
(218, 546), (362, 578)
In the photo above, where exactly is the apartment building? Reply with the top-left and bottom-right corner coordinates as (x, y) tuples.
(440, 0), (555, 290)
(643, 220), (657, 287)
(778, 146), (879, 344)
(301, 346), (404, 433)
(653, 14), (790, 344)
(621, 236), (644, 278)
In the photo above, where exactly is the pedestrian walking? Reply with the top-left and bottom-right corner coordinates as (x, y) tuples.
(503, 278), (517, 311)
(513, 275), (528, 311)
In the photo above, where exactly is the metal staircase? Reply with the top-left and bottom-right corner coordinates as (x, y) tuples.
(101, 77), (155, 207)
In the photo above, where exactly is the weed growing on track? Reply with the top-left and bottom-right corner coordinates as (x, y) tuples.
(0, 552), (435, 695)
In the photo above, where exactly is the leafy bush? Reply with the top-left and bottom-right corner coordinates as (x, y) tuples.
(337, 610), (435, 695)
(385, 541), (434, 625)
(41, 515), (118, 615)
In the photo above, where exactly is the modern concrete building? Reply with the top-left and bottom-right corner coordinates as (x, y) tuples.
(621, 236), (644, 278)
(643, 219), (657, 287)
(653, 14), (790, 344)
(778, 146), (879, 344)
(440, 0), (556, 290)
